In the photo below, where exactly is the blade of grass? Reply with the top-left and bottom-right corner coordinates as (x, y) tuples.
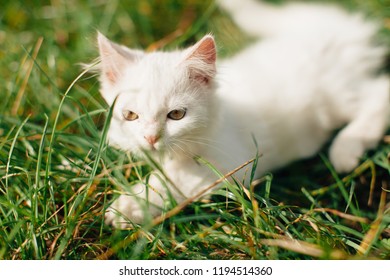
(11, 37), (43, 116)
(260, 238), (347, 259)
(33, 114), (49, 223)
(53, 92), (115, 259)
(5, 115), (30, 193)
(357, 183), (388, 256)
(97, 157), (256, 260)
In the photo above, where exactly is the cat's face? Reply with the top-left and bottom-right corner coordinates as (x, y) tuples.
(97, 33), (217, 157)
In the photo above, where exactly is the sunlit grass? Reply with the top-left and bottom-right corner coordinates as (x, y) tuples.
(0, 0), (389, 260)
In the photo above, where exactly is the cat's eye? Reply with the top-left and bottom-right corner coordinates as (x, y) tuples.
(167, 109), (186, 120)
(122, 110), (139, 121)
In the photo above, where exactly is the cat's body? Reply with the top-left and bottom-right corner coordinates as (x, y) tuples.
(96, 0), (389, 228)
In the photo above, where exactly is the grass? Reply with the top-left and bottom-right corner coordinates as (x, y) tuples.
(0, 0), (389, 260)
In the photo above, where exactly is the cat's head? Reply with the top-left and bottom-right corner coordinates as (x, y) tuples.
(96, 33), (218, 157)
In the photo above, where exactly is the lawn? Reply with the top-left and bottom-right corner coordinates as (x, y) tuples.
(0, 0), (389, 260)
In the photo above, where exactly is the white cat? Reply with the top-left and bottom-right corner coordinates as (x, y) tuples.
(95, 0), (389, 228)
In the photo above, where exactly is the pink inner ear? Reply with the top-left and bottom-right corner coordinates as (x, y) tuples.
(98, 33), (129, 84)
(191, 36), (216, 63)
(105, 70), (117, 84)
(196, 37), (217, 64)
(186, 36), (217, 85)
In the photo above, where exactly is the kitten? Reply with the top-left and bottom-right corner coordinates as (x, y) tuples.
(95, 0), (389, 228)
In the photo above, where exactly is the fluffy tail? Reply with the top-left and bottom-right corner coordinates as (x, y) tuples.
(216, 0), (280, 37)
(217, 0), (382, 42)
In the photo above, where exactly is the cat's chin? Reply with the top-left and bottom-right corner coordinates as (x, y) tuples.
(135, 146), (167, 158)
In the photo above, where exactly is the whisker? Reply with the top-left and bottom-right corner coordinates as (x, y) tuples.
(170, 141), (195, 159)
(178, 137), (229, 158)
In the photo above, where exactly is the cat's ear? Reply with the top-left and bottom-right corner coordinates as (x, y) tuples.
(184, 35), (217, 85)
(97, 32), (142, 84)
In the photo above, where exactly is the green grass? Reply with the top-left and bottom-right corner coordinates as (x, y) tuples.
(0, 0), (389, 260)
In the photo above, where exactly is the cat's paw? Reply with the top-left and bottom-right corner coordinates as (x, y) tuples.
(105, 194), (145, 229)
(329, 136), (364, 173)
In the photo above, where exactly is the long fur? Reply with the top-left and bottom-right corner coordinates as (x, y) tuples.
(95, 0), (389, 227)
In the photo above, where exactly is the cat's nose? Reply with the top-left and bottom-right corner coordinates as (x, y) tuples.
(144, 135), (160, 146)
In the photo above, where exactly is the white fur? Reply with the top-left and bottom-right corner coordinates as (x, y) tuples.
(97, 0), (389, 228)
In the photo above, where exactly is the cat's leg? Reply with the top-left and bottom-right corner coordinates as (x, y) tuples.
(105, 175), (169, 229)
(104, 187), (147, 228)
(329, 77), (389, 173)
(329, 116), (386, 173)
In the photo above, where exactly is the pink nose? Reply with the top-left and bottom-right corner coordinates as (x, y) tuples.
(144, 135), (160, 146)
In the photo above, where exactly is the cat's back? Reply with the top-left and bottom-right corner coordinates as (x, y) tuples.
(218, 0), (379, 40)
(213, 0), (389, 174)
(216, 0), (386, 110)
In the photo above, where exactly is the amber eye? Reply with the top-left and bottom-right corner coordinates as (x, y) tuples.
(167, 109), (186, 120)
(122, 110), (139, 121)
